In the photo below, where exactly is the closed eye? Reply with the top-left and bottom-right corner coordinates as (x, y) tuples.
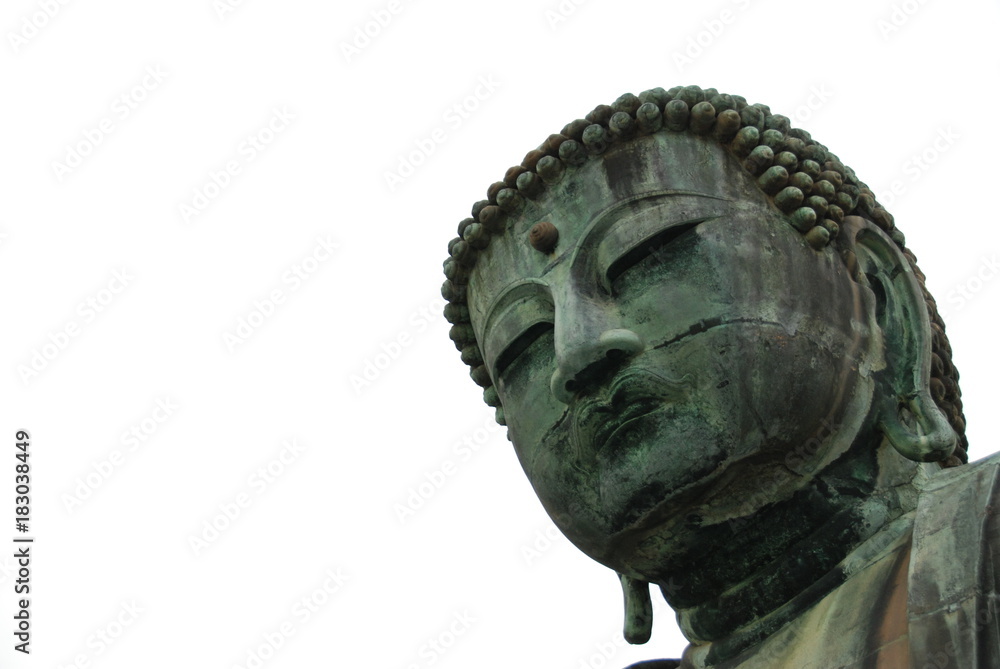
(494, 322), (554, 377)
(606, 220), (703, 286)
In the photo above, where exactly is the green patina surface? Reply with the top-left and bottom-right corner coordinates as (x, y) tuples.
(441, 85), (986, 668)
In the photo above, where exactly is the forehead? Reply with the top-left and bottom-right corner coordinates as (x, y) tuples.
(467, 132), (770, 330)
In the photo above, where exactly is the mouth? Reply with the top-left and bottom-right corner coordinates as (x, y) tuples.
(572, 368), (692, 457)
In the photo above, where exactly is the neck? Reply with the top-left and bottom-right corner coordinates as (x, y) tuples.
(660, 436), (921, 665)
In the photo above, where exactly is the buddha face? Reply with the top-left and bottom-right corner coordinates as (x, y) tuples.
(466, 133), (882, 576)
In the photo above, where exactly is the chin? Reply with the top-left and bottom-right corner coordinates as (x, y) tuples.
(593, 408), (732, 527)
(531, 418), (736, 571)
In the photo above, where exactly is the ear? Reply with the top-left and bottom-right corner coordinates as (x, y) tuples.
(618, 572), (653, 644)
(842, 216), (957, 462)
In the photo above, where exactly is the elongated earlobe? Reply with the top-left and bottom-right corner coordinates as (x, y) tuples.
(878, 390), (957, 462)
(620, 573), (653, 644)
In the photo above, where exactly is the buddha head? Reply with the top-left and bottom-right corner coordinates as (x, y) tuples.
(441, 85), (966, 641)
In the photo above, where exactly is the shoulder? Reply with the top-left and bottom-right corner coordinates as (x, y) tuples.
(911, 452), (1000, 576)
(911, 453), (1000, 557)
(918, 451), (1000, 494)
(908, 453), (1000, 667)
(913, 452), (1000, 534)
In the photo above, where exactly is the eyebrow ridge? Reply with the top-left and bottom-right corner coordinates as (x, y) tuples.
(482, 279), (551, 344)
(562, 190), (732, 273)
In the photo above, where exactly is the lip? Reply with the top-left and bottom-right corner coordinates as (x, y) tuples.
(572, 368), (692, 457)
(594, 397), (665, 454)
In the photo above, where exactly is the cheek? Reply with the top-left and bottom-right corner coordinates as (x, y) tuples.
(594, 404), (731, 532)
(610, 234), (728, 341)
(682, 325), (865, 453)
(494, 331), (564, 464)
(741, 330), (865, 471)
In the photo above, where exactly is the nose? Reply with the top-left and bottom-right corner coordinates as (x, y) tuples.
(550, 325), (645, 404)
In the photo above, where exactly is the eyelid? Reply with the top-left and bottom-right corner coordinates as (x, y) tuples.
(604, 219), (706, 287)
(482, 292), (554, 378)
(591, 196), (728, 286)
(494, 321), (554, 377)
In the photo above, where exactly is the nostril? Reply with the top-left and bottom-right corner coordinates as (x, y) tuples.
(598, 329), (645, 358)
(552, 330), (644, 404)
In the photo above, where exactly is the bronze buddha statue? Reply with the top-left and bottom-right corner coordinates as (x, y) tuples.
(442, 85), (989, 668)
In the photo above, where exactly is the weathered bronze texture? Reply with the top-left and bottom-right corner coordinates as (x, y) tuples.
(442, 85), (990, 668)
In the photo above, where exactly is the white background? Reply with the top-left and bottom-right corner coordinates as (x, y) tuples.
(2, 0), (999, 667)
